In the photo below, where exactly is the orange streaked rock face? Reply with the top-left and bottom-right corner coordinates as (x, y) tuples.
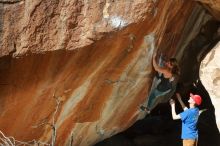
(0, 1), (215, 145)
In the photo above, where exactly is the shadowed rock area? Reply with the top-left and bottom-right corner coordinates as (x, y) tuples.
(95, 81), (220, 146)
(0, 0), (219, 146)
(95, 2), (220, 146)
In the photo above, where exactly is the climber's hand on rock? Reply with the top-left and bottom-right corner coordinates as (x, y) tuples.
(169, 99), (175, 105)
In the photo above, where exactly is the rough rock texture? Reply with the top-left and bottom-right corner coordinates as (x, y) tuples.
(0, 0), (219, 146)
(200, 42), (220, 129)
(0, 0), (171, 56)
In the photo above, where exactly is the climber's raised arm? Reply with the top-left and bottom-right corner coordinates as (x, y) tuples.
(152, 53), (170, 75)
(170, 99), (181, 120)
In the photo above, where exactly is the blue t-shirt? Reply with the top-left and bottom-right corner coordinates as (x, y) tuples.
(180, 107), (199, 139)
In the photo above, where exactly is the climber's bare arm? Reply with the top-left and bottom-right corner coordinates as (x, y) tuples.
(170, 99), (181, 120)
(152, 53), (169, 74)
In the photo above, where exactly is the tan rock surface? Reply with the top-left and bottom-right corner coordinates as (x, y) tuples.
(0, 0), (218, 145)
(0, 0), (163, 56)
(200, 41), (220, 130)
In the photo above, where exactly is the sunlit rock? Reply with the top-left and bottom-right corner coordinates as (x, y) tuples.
(0, 0), (219, 146)
(200, 41), (220, 129)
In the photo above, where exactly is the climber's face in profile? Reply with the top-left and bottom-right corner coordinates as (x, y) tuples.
(166, 58), (178, 69)
(165, 61), (173, 68)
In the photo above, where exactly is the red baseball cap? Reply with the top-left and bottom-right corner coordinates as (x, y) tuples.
(190, 93), (202, 105)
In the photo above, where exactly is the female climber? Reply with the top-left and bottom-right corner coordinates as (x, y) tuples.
(140, 53), (180, 113)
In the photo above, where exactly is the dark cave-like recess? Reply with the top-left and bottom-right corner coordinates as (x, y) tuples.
(94, 17), (220, 146)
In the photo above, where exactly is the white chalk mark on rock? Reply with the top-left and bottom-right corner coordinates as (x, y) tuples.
(110, 16), (127, 29)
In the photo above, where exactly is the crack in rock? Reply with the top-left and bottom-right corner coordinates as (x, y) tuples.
(0, 0), (24, 4)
